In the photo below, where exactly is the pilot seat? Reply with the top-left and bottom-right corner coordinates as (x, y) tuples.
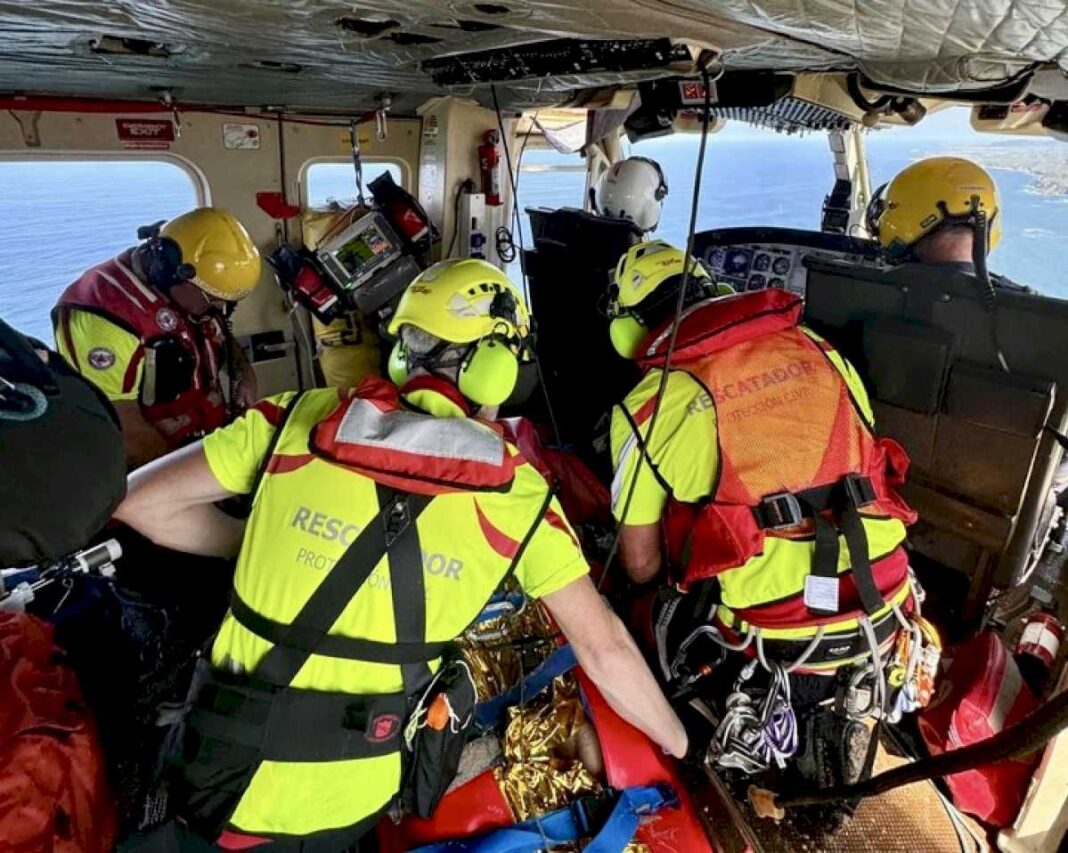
(804, 259), (1068, 628)
(522, 206), (642, 470)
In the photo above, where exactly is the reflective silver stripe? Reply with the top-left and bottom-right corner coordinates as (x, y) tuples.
(97, 269), (145, 311)
(988, 645), (1024, 732)
(336, 398), (505, 465)
(611, 429), (641, 509)
(113, 258), (158, 304)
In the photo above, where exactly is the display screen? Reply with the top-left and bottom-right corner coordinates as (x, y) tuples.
(330, 223), (391, 278)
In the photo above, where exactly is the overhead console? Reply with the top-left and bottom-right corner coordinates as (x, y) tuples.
(692, 227), (882, 297)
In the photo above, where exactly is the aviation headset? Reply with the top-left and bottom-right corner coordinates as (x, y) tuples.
(135, 221), (197, 290)
(388, 287), (529, 407)
(592, 157), (669, 219)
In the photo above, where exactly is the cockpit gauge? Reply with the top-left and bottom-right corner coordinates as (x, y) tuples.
(753, 254), (771, 273)
(747, 275), (766, 290)
(724, 248), (752, 277)
(772, 256), (791, 276)
(768, 278), (786, 290)
(706, 247), (727, 272)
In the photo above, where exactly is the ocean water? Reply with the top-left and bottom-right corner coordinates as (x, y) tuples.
(517, 116), (1068, 300)
(2, 112), (1067, 345)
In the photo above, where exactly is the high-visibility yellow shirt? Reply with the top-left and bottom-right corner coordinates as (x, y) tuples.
(609, 327), (875, 525)
(54, 309), (143, 402)
(201, 385), (589, 836)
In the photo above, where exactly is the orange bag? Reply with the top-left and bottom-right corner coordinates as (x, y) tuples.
(0, 611), (115, 852)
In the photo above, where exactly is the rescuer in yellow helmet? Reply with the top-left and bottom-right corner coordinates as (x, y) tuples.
(53, 207), (262, 468)
(114, 258), (687, 849)
(604, 239), (920, 791)
(867, 156), (1006, 271)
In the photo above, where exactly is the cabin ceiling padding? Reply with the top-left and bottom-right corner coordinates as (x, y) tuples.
(0, 1), (1065, 113)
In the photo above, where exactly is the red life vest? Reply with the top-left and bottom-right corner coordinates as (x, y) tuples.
(311, 376), (523, 495)
(53, 251), (229, 448)
(638, 290), (917, 658)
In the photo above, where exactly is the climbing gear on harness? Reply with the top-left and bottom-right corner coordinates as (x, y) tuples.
(709, 661), (799, 775)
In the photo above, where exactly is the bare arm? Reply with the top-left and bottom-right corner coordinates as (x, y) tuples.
(114, 442), (245, 558)
(542, 575), (688, 758)
(113, 400), (169, 470)
(620, 522), (663, 584)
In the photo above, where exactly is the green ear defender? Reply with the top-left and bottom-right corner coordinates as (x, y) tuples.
(457, 337), (519, 406)
(387, 340), (410, 387)
(609, 314), (649, 359)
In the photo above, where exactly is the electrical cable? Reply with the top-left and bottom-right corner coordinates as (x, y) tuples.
(445, 179), (476, 259)
(597, 67), (714, 592)
(490, 86), (562, 445)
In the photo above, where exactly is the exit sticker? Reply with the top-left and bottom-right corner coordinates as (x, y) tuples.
(115, 118), (175, 149)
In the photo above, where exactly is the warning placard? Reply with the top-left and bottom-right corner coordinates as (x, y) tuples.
(115, 119), (175, 150)
(223, 122), (261, 150)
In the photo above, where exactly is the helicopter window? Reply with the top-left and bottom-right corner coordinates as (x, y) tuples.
(513, 147), (587, 271)
(866, 106), (1068, 298)
(0, 157), (201, 343)
(304, 160), (407, 208)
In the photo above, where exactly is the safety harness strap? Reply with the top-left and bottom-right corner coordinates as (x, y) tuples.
(753, 475), (885, 617)
(474, 644), (578, 730)
(228, 594), (448, 665)
(187, 674), (408, 762)
(407, 784), (675, 853)
(252, 488), (434, 686)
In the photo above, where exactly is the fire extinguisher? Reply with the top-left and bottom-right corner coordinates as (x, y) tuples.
(478, 130), (502, 207)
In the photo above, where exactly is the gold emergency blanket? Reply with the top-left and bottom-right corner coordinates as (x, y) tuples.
(460, 596), (650, 852)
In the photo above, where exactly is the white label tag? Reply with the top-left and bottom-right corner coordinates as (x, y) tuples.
(804, 575), (840, 613)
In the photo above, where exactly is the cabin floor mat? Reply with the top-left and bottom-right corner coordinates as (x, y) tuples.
(721, 744), (989, 852)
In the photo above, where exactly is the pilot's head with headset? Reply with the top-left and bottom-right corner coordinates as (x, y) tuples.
(134, 208), (262, 318)
(386, 259), (531, 412)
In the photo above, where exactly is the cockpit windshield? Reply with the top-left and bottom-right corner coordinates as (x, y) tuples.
(516, 107), (1068, 298)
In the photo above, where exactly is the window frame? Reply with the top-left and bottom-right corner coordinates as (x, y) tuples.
(299, 156), (410, 208)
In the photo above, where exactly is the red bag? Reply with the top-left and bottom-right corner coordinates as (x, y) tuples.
(0, 612), (116, 852)
(918, 631), (1040, 827)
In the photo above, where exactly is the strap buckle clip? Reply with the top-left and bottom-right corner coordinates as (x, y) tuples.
(571, 790), (617, 835)
(759, 492), (805, 530)
(843, 475), (876, 509)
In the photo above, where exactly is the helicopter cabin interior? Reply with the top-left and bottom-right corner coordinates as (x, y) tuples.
(3, 2), (1068, 852)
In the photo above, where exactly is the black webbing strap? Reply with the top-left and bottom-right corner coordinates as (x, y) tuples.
(247, 394), (300, 503)
(839, 504), (885, 617)
(379, 483), (434, 695)
(756, 476), (885, 618)
(252, 488), (434, 687)
(188, 675), (408, 762)
(229, 594), (449, 664)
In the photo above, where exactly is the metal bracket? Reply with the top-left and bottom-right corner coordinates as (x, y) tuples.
(8, 110), (41, 148)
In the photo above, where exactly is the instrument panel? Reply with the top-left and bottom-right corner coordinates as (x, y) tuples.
(695, 227), (883, 298)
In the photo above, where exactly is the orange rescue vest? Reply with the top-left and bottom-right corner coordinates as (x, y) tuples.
(638, 290), (917, 665)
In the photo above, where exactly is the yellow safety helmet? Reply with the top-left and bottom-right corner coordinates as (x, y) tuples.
(607, 240), (714, 359)
(386, 259), (530, 406)
(160, 208), (262, 301)
(868, 157), (1002, 259)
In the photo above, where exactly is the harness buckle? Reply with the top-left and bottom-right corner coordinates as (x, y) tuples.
(571, 790), (617, 835)
(843, 475), (876, 509)
(758, 492), (805, 530)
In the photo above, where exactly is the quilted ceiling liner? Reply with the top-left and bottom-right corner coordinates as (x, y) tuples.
(0, 1), (1066, 114)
